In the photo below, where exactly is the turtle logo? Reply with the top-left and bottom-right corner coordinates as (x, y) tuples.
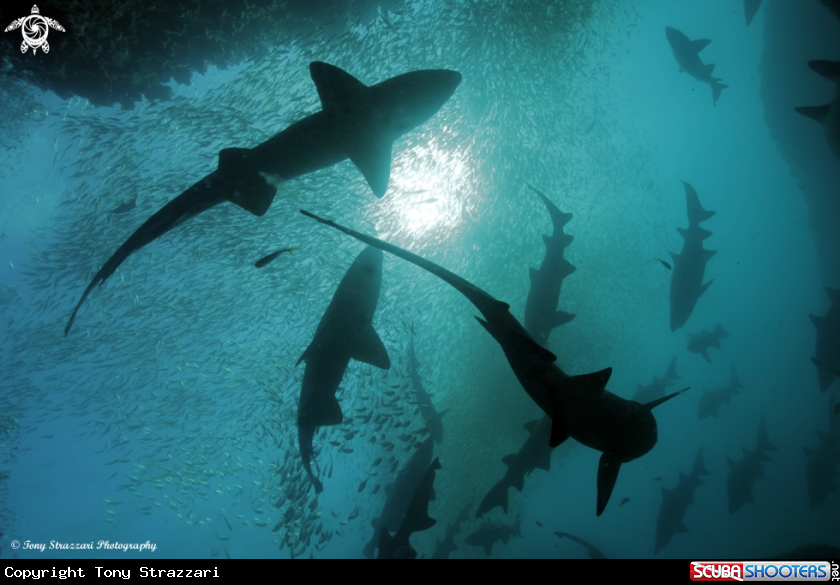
(4, 5), (65, 55)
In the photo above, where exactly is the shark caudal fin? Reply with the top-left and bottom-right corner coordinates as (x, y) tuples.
(680, 180), (716, 226)
(525, 183), (573, 234)
(711, 81), (728, 106)
(218, 148), (278, 216)
(729, 364), (746, 390)
(665, 356), (681, 381)
(552, 368), (612, 447)
(309, 62), (392, 198)
(692, 448), (711, 477)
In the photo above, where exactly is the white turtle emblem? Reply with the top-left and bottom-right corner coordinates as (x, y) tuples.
(4, 5), (65, 55)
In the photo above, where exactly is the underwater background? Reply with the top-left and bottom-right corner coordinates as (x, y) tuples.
(0, 0), (839, 559)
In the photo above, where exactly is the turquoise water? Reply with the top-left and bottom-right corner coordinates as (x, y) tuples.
(0, 0), (837, 559)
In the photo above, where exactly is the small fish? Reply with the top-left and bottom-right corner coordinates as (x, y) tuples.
(110, 197), (137, 214)
(653, 477), (662, 482)
(372, 457), (382, 467)
(411, 198), (439, 205)
(254, 247), (298, 268)
(655, 258), (672, 270)
(358, 478), (368, 493)
(371, 484), (380, 495)
(536, 521), (543, 528)
(619, 497), (630, 507)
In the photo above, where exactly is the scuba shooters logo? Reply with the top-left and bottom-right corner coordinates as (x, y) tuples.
(4, 5), (65, 54)
(690, 561), (836, 581)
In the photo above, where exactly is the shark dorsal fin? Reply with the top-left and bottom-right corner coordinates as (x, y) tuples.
(795, 105), (831, 125)
(808, 60), (840, 82)
(351, 324), (391, 370)
(637, 387), (689, 412)
(310, 62), (369, 113)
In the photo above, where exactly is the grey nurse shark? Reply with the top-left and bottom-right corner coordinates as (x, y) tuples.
(301, 210), (687, 516)
(296, 246), (390, 493)
(654, 448), (710, 554)
(669, 180), (716, 332)
(665, 26), (728, 106)
(65, 61), (461, 335)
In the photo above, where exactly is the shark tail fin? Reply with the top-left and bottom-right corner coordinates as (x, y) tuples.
(476, 479), (510, 518)
(795, 105), (831, 126)
(637, 387), (690, 412)
(218, 148), (277, 216)
(693, 448), (710, 477)
(526, 183), (573, 231)
(680, 180), (716, 225)
(730, 364), (746, 389)
(665, 356), (681, 381)
(808, 60), (840, 82)
(756, 418), (777, 454)
(711, 81), (728, 106)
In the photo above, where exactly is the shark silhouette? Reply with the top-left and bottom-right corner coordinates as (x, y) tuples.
(431, 502), (472, 559)
(687, 324), (729, 364)
(554, 532), (607, 559)
(301, 210), (687, 516)
(654, 448), (710, 554)
(634, 357), (681, 404)
(523, 184), (576, 346)
(744, 0), (764, 26)
(665, 27), (728, 106)
(698, 364), (745, 419)
(296, 246), (390, 492)
(377, 457), (441, 559)
(476, 417), (552, 518)
(364, 437), (434, 559)
(669, 180), (716, 331)
(809, 287), (840, 392)
(64, 62), (461, 335)
(466, 518), (522, 557)
(728, 418), (777, 514)
(795, 61), (840, 165)
(803, 394), (840, 509)
(408, 329), (449, 443)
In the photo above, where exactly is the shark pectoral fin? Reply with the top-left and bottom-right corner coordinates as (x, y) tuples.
(795, 105), (831, 125)
(705, 63), (716, 76)
(691, 39), (712, 53)
(676, 227), (688, 238)
(676, 522), (688, 533)
(309, 62), (369, 112)
(219, 148), (277, 216)
(295, 345), (311, 367)
(701, 349), (711, 363)
(669, 251), (680, 264)
(549, 310), (575, 329)
(350, 141), (393, 199)
(352, 325), (390, 369)
(483, 543), (493, 556)
(699, 280), (713, 297)
(596, 453), (622, 516)
(702, 249), (717, 261)
(549, 413), (569, 449)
